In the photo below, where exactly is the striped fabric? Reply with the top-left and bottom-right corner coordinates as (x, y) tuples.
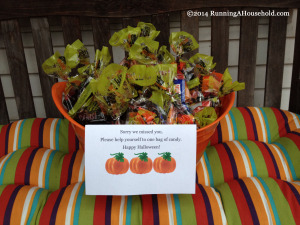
(217, 177), (300, 225)
(0, 118), (80, 157)
(38, 182), (227, 225)
(0, 147), (85, 191)
(210, 107), (300, 145)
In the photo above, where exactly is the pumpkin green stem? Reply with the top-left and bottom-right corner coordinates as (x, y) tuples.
(158, 152), (172, 161)
(110, 152), (125, 162)
(134, 152), (148, 162)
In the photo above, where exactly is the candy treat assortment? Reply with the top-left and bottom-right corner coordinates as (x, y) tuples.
(43, 22), (245, 128)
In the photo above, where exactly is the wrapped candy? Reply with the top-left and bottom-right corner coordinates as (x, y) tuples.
(137, 22), (160, 40)
(157, 46), (175, 64)
(169, 31), (199, 56)
(194, 107), (218, 128)
(127, 65), (157, 86)
(94, 47), (112, 78)
(189, 53), (216, 76)
(155, 64), (177, 92)
(42, 52), (71, 80)
(109, 26), (141, 51)
(219, 68), (245, 97)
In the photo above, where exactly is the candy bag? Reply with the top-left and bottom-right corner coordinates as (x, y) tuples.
(137, 22), (160, 40)
(128, 37), (159, 64)
(109, 26), (141, 51)
(94, 47), (112, 78)
(155, 64), (177, 91)
(194, 107), (217, 128)
(157, 45), (175, 64)
(189, 53), (216, 76)
(169, 31), (199, 56)
(64, 39), (90, 68)
(201, 72), (223, 98)
(167, 100), (195, 124)
(42, 51), (71, 80)
(127, 65), (157, 86)
(219, 68), (245, 97)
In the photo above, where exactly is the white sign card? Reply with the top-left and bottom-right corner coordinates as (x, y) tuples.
(85, 125), (196, 195)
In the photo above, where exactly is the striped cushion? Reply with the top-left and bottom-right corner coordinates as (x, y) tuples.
(0, 184), (49, 225)
(210, 107), (300, 145)
(0, 147), (85, 191)
(38, 182), (227, 225)
(0, 118), (80, 157)
(216, 177), (300, 225)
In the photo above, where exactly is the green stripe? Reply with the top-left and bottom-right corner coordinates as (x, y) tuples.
(260, 108), (271, 143)
(2, 148), (25, 184)
(35, 189), (51, 225)
(215, 183), (242, 225)
(26, 188), (43, 225)
(229, 111), (238, 140)
(259, 178), (296, 225)
(204, 152), (214, 187)
(178, 194), (197, 225)
(173, 194), (183, 225)
(130, 195), (142, 225)
(0, 151), (17, 184)
(125, 196), (132, 225)
(74, 183), (85, 225)
(58, 120), (70, 153)
(45, 151), (55, 190)
(239, 140), (257, 176)
(78, 185), (96, 225)
(0, 184), (7, 195)
(206, 146), (224, 187)
(48, 152), (63, 191)
(263, 108), (279, 142)
(55, 119), (62, 151)
(232, 108), (247, 140)
(20, 119), (35, 149)
(273, 141), (298, 180)
(18, 120), (26, 149)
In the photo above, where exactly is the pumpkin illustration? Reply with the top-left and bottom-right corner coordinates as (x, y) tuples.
(153, 152), (176, 173)
(105, 152), (129, 175)
(130, 152), (152, 174)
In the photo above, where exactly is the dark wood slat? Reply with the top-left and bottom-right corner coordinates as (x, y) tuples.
(264, 11), (287, 108)
(61, 16), (82, 45)
(180, 10), (199, 59)
(92, 18), (113, 57)
(211, 9), (229, 73)
(289, 8), (300, 114)
(122, 17), (140, 27)
(151, 13), (170, 48)
(237, 12), (259, 107)
(0, 79), (9, 124)
(0, 0), (299, 20)
(1, 20), (36, 119)
(30, 17), (62, 118)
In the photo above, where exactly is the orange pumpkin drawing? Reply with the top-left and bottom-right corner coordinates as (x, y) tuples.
(153, 152), (176, 173)
(105, 152), (129, 175)
(130, 152), (152, 174)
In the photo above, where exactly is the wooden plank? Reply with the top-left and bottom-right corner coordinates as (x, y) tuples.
(289, 8), (300, 114)
(0, 0), (298, 20)
(61, 16), (82, 45)
(211, 9), (229, 73)
(1, 19), (36, 119)
(0, 78), (9, 124)
(30, 17), (62, 118)
(180, 10), (199, 59)
(123, 17), (140, 28)
(237, 12), (259, 107)
(151, 13), (170, 48)
(92, 18), (113, 57)
(264, 11), (287, 108)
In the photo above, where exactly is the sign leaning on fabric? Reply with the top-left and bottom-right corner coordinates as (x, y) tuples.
(85, 125), (196, 195)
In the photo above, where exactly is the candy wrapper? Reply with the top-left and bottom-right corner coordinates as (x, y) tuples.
(128, 37), (159, 64)
(219, 68), (245, 97)
(201, 72), (223, 98)
(169, 31), (199, 56)
(109, 26), (141, 51)
(157, 46), (175, 64)
(42, 52), (71, 80)
(94, 47), (112, 78)
(167, 101), (195, 124)
(64, 39), (90, 68)
(194, 107), (218, 128)
(127, 65), (157, 86)
(189, 53), (216, 76)
(137, 22), (160, 40)
(155, 64), (177, 92)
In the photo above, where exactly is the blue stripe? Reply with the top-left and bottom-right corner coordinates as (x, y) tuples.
(239, 140), (257, 176)
(45, 151), (55, 189)
(18, 120), (26, 149)
(273, 142), (297, 180)
(55, 119), (61, 151)
(229, 111), (238, 140)
(0, 151), (17, 184)
(173, 194), (183, 225)
(26, 188), (43, 225)
(257, 178), (281, 225)
(260, 108), (271, 143)
(73, 183), (85, 225)
(204, 152), (214, 187)
(125, 196), (132, 225)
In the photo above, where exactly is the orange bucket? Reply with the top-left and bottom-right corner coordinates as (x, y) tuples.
(52, 82), (235, 160)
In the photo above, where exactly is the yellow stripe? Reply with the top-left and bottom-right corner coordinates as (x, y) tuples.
(71, 149), (84, 184)
(8, 121), (18, 153)
(204, 186), (223, 225)
(226, 142), (247, 178)
(10, 186), (29, 225)
(157, 195), (170, 225)
(30, 148), (47, 186)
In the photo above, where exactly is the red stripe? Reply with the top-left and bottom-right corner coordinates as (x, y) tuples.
(0, 125), (8, 158)
(255, 142), (277, 178)
(68, 124), (76, 153)
(271, 108), (286, 137)
(59, 153), (72, 188)
(216, 144), (233, 182)
(192, 184), (208, 225)
(238, 107), (255, 141)
(142, 195), (154, 225)
(274, 179), (300, 224)
(30, 119), (43, 147)
(39, 190), (60, 225)
(229, 180), (254, 225)
(0, 185), (16, 225)
(93, 196), (107, 225)
(285, 133), (300, 150)
(14, 147), (36, 184)
(210, 126), (219, 146)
